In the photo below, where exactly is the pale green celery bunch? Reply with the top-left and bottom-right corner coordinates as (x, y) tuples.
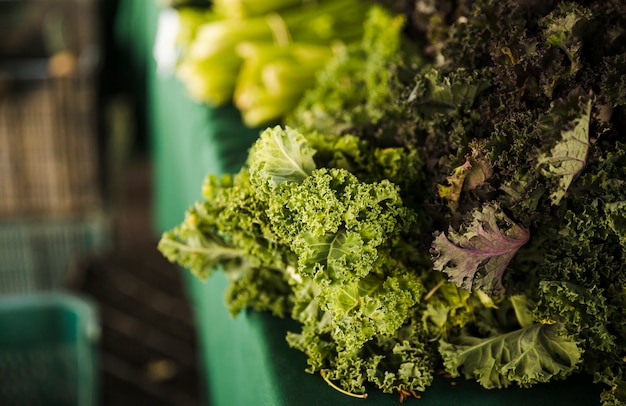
(173, 0), (372, 126)
(212, 0), (307, 19)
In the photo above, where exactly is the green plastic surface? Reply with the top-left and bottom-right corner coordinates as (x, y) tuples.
(140, 2), (604, 405)
(0, 293), (100, 405)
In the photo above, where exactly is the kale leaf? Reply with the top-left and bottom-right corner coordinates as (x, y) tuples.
(440, 322), (582, 389)
(431, 202), (530, 295)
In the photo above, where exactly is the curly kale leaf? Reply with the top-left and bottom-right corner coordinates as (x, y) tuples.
(537, 92), (592, 205)
(248, 125), (316, 195)
(157, 204), (245, 281)
(268, 167), (416, 282)
(158, 172), (294, 317)
(487, 111), (551, 225)
(199, 171), (288, 269)
(321, 271), (424, 353)
(365, 318), (435, 393)
(305, 131), (427, 215)
(288, 6), (423, 144)
(440, 322), (582, 389)
(518, 141), (626, 402)
(329, 317), (434, 396)
(240, 125), (429, 393)
(225, 265), (292, 317)
(288, 303), (434, 395)
(540, 3), (592, 78)
(268, 165), (423, 354)
(238, 128), (431, 395)
(503, 134), (626, 297)
(406, 67), (490, 152)
(408, 67), (490, 117)
(158, 174), (253, 280)
(605, 201), (626, 249)
(535, 281), (616, 353)
(431, 202), (530, 296)
(601, 53), (626, 107)
(598, 367), (626, 406)
(590, 282), (626, 406)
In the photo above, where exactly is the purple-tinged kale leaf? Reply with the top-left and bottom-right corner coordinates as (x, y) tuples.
(431, 202), (530, 295)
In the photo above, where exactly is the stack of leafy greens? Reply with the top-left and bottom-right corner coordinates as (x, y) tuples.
(159, 1), (626, 403)
(170, 0), (371, 127)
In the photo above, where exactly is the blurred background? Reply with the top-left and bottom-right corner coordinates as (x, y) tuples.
(0, 1), (202, 405)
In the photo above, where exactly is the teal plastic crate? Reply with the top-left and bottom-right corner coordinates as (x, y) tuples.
(0, 213), (111, 294)
(0, 293), (100, 405)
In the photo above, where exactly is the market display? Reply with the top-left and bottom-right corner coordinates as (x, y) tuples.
(159, 1), (626, 404)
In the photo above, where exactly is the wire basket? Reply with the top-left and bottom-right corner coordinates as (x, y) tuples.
(0, 0), (98, 58)
(0, 0), (102, 219)
(0, 67), (102, 217)
(0, 213), (112, 295)
(0, 292), (99, 406)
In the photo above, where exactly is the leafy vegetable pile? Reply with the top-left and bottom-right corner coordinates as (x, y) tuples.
(159, 1), (626, 404)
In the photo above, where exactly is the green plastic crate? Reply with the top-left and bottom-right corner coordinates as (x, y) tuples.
(0, 293), (100, 405)
(0, 213), (112, 294)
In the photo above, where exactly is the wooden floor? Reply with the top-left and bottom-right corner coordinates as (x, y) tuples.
(75, 158), (202, 406)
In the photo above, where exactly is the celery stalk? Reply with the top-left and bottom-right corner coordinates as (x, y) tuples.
(177, 50), (242, 104)
(173, 0), (373, 123)
(213, 0), (306, 19)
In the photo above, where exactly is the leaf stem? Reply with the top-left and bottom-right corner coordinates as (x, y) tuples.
(320, 370), (368, 399)
(423, 279), (446, 301)
(160, 238), (240, 256)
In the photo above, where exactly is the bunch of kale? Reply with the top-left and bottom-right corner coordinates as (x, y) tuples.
(380, 1), (626, 402)
(159, 1), (626, 403)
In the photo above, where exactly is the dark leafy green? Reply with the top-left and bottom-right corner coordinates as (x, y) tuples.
(159, 1), (626, 403)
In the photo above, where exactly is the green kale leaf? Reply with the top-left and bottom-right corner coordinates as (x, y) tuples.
(157, 205), (244, 281)
(537, 92), (592, 205)
(248, 125), (316, 195)
(287, 5), (423, 144)
(268, 167), (415, 281)
(601, 53), (626, 107)
(541, 3), (592, 77)
(440, 322), (582, 389)
(408, 67), (490, 116)
(605, 201), (626, 249)
(535, 281), (616, 352)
